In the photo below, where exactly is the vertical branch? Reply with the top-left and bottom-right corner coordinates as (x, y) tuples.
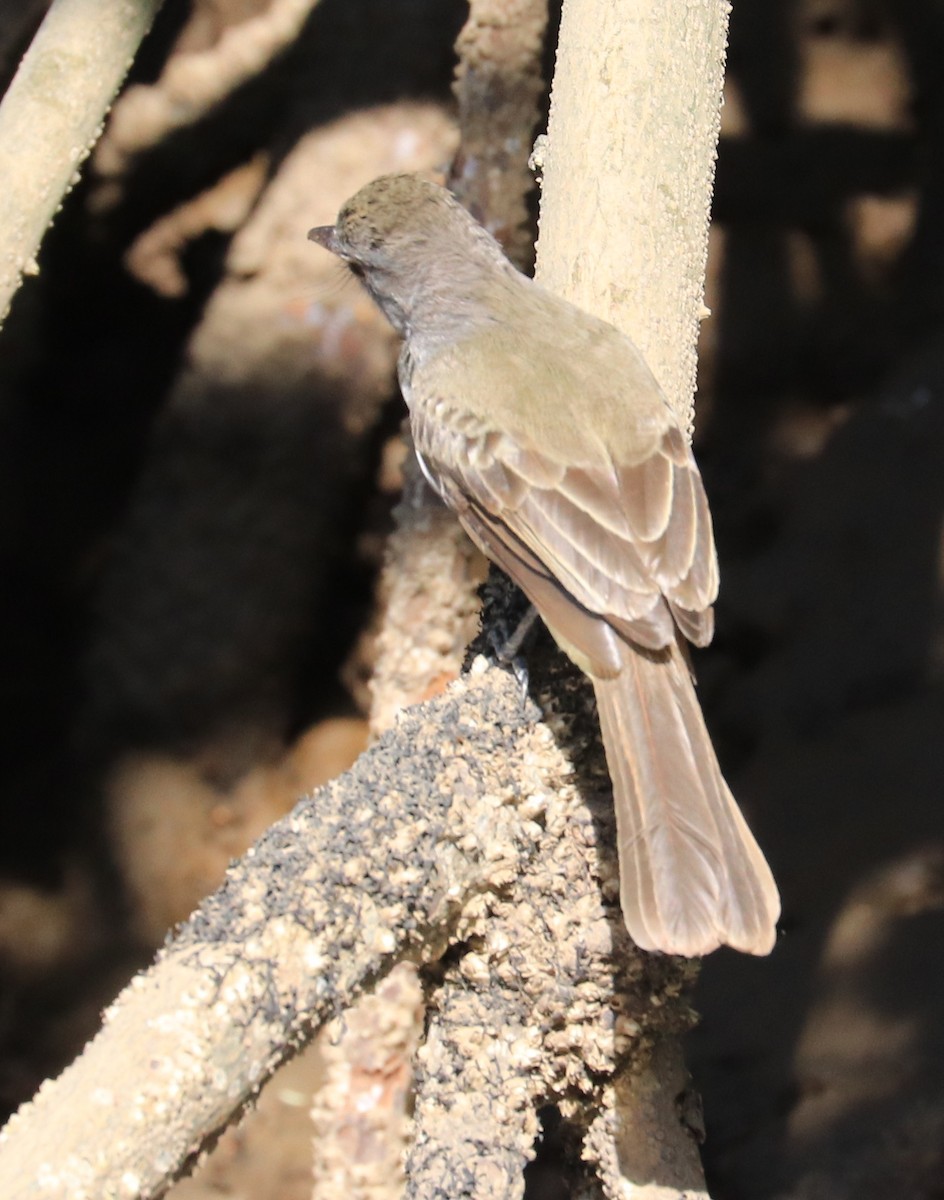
(536, 0), (730, 428)
(450, 0), (550, 269)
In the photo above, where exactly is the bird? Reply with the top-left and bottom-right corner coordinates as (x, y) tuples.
(308, 173), (780, 957)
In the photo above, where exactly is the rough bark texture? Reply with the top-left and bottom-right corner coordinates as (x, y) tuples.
(0, 0), (163, 326)
(0, 664), (546, 1198)
(0, 658), (691, 1199)
(536, 0), (731, 430)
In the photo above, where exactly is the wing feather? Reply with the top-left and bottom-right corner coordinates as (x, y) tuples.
(617, 449), (674, 542)
(411, 394), (718, 657)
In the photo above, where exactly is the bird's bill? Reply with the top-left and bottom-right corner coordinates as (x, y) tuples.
(307, 225), (341, 254)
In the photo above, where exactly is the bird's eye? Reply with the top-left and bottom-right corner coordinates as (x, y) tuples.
(347, 262), (365, 280)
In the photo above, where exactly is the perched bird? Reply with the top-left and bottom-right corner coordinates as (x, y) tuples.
(309, 174), (780, 956)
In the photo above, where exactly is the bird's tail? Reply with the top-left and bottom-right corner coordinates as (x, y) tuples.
(593, 644), (780, 957)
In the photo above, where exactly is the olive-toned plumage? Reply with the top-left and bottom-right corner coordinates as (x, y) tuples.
(309, 174), (780, 956)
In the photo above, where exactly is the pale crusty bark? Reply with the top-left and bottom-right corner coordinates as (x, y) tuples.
(0, 0), (162, 326)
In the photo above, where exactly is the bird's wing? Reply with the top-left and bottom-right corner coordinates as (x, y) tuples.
(410, 397), (719, 669)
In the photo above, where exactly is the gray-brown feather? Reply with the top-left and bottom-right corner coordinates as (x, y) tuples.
(409, 382), (718, 668)
(596, 644), (779, 956)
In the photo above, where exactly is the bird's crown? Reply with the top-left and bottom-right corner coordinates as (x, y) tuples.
(334, 174), (464, 260)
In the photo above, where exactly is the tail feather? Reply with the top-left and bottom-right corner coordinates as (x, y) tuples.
(593, 644), (780, 956)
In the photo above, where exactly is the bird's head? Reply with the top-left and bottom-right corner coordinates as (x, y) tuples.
(308, 174), (509, 336)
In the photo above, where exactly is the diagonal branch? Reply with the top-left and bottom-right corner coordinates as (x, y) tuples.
(0, 664), (554, 1200)
(0, 0), (163, 326)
